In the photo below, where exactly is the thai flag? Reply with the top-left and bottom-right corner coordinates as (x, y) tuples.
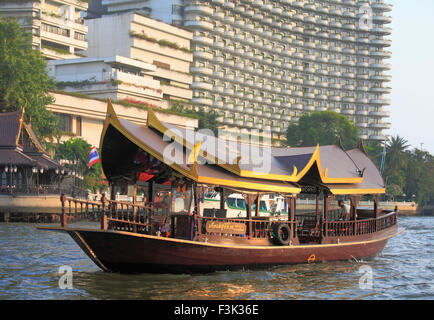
(88, 146), (100, 169)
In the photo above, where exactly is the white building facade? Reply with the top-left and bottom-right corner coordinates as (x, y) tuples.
(0, 0), (89, 60)
(183, 0), (392, 141)
(47, 55), (166, 106)
(84, 11), (193, 103)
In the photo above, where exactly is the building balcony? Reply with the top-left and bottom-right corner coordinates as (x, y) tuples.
(212, 41), (224, 50)
(184, 5), (214, 16)
(328, 95), (341, 102)
(372, 3), (393, 12)
(223, 118), (234, 125)
(212, 70), (224, 79)
(369, 110), (391, 117)
(371, 27), (392, 35)
(192, 97), (213, 106)
(370, 99), (391, 105)
(370, 63), (392, 70)
(356, 74), (370, 80)
(357, 49), (370, 56)
(342, 72), (355, 79)
(370, 75), (392, 82)
(192, 36), (213, 46)
(221, 0), (235, 8)
(191, 81), (213, 91)
(190, 66), (213, 76)
(223, 103), (234, 111)
(356, 122), (369, 128)
(370, 122), (391, 129)
(370, 39), (392, 47)
(223, 73), (235, 82)
(184, 20), (214, 31)
(342, 109), (355, 115)
(212, 85), (224, 94)
(370, 87), (392, 94)
(315, 94), (328, 101)
(213, 11), (225, 21)
(356, 98), (369, 104)
(373, 15), (392, 24)
(370, 50), (392, 59)
(223, 87), (234, 96)
(194, 51), (213, 61)
(369, 135), (387, 141)
(355, 110), (369, 116)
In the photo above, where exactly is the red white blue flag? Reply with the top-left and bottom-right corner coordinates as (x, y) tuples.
(88, 146), (100, 168)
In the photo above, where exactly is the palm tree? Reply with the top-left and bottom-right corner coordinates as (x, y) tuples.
(384, 135), (410, 186)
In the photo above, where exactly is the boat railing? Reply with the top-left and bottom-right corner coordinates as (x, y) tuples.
(60, 194), (153, 233)
(59, 195), (397, 242)
(105, 199), (153, 233)
(326, 211), (397, 237)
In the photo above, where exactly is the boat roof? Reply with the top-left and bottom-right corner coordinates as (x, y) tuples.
(99, 100), (385, 195)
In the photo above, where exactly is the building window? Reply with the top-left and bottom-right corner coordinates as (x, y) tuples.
(57, 113), (72, 134)
(41, 23), (69, 37)
(76, 117), (82, 136)
(74, 32), (86, 41)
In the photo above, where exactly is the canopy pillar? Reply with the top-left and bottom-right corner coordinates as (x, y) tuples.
(242, 193), (254, 238)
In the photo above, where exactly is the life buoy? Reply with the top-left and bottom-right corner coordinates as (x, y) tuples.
(272, 223), (291, 246)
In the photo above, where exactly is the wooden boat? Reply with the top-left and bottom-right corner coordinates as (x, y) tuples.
(38, 100), (403, 274)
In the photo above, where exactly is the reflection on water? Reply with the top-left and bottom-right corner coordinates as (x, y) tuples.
(0, 217), (433, 300)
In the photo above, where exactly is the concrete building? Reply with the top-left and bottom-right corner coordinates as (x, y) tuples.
(0, 0), (89, 60)
(47, 91), (198, 146)
(84, 11), (193, 103)
(47, 55), (166, 107)
(88, 0), (392, 142)
(184, 0), (393, 142)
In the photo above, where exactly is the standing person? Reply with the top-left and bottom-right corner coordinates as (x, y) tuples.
(338, 200), (351, 221)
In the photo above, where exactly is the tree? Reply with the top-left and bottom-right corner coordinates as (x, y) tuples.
(55, 138), (106, 192)
(170, 100), (219, 135)
(285, 111), (359, 149)
(0, 17), (58, 141)
(383, 135), (410, 189)
(402, 149), (434, 206)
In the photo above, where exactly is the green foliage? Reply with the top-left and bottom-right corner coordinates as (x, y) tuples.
(0, 18), (59, 141)
(379, 135), (434, 206)
(55, 138), (106, 193)
(170, 100), (219, 135)
(285, 111), (359, 150)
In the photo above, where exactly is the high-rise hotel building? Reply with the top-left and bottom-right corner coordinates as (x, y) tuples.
(78, 0), (394, 142)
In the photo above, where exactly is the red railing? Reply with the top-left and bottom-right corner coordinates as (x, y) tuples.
(326, 211), (397, 237)
(60, 194), (153, 234)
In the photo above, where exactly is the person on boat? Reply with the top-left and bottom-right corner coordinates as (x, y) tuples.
(338, 200), (351, 221)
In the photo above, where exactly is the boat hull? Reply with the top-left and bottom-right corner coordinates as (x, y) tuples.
(40, 225), (401, 274)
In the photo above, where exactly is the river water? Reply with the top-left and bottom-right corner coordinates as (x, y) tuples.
(0, 216), (432, 300)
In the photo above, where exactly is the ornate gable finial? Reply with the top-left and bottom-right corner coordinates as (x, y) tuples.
(357, 138), (368, 155)
(335, 136), (345, 150)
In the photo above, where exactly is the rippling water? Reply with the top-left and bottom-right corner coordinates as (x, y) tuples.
(0, 216), (433, 300)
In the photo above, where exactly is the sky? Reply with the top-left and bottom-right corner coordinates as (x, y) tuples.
(388, 0), (434, 154)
